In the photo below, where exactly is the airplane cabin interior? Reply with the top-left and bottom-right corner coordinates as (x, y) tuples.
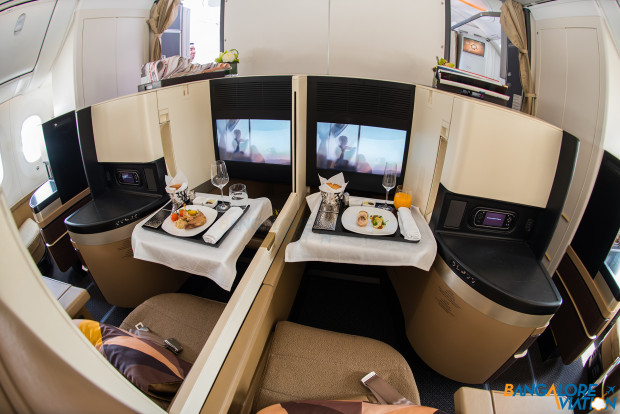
(0, 0), (620, 413)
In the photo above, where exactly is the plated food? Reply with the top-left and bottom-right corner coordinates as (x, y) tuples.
(356, 211), (386, 229)
(171, 208), (207, 230)
(165, 182), (188, 194)
(370, 215), (385, 229)
(357, 210), (368, 226)
(161, 205), (218, 237)
(342, 206), (397, 236)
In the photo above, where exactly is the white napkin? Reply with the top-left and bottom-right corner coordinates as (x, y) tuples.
(165, 171), (188, 193)
(318, 172), (348, 193)
(398, 207), (421, 242)
(203, 207), (244, 244)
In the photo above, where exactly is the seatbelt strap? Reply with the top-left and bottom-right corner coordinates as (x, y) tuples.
(361, 371), (414, 405)
(131, 322), (183, 355)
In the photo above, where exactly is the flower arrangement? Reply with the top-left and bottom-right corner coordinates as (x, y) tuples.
(433, 56), (455, 71)
(215, 49), (239, 63)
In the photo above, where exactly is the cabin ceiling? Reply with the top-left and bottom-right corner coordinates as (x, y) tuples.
(451, 0), (555, 46)
(0, 0), (76, 105)
(451, 0), (503, 44)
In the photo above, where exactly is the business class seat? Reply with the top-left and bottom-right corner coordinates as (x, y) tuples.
(253, 321), (421, 411)
(119, 293), (226, 364)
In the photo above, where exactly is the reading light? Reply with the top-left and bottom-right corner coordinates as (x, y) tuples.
(14, 13), (26, 35)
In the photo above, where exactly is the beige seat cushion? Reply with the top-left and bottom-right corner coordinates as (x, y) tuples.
(42, 276), (91, 318)
(454, 387), (573, 414)
(254, 321), (420, 411)
(19, 217), (44, 263)
(120, 293), (226, 364)
(491, 390), (572, 414)
(454, 387), (494, 414)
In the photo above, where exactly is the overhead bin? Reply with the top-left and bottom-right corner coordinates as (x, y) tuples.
(0, 0), (56, 85)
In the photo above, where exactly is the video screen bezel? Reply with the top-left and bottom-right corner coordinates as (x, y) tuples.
(209, 76), (293, 185)
(306, 77), (415, 195)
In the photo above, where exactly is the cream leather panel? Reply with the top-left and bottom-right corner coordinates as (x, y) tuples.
(91, 92), (163, 163)
(442, 97), (563, 208)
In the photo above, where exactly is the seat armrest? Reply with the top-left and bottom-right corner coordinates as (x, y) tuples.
(491, 390), (572, 413)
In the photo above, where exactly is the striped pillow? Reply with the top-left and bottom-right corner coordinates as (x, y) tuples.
(74, 319), (192, 402)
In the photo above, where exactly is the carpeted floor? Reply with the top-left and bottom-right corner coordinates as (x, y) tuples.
(288, 261), (589, 414)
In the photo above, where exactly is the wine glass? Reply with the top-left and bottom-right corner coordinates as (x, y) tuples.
(382, 162), (397, 210)
(211, 160), (230, 212)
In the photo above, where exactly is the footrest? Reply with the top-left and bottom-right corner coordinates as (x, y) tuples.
(42, 276), (91, 319)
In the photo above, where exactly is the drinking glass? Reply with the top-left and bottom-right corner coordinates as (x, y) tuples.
(229, 183), (248, 208)
(393, 185), (413, 210)
(211, 160), (230, 212)
(382, 162), (397, 210)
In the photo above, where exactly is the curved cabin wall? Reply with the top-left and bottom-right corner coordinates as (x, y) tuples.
(0, 189), (162, 413)
(223, 0), (445, 86)
(0, 81), (53, 207)
(530, 0), (620, 272)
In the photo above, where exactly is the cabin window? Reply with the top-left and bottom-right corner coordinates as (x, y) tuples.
(20, 115), (44, 163)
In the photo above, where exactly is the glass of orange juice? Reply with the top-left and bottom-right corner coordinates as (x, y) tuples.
(393, 185), (413, 210)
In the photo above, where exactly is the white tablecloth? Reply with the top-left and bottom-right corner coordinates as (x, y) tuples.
(285, 193), (437, 271)
(132, 196), (272, 291)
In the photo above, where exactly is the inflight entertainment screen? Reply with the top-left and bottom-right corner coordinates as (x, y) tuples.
(316, 122), (407, 176)
(216, 119), (291, 165)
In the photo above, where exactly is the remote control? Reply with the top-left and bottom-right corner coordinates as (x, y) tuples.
(143, 208), (172, 229)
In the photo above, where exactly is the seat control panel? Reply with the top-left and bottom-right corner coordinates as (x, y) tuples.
(472, 208), (516, 231)
(450, 259), (477, 286)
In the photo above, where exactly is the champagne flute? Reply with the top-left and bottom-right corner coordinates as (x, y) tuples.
(211, 160), (230, 212)
(382, 162), (397, 210)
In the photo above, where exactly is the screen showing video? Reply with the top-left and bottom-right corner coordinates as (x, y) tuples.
(316, 122), (407, 176)
(216, 119), (291, 165)
(463, 37), (485, 57)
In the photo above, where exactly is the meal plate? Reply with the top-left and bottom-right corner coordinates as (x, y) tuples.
(311, 201), (419, 243)
(161, 205), (218, 237)
(341, 206), (398, 236)
(143, 203), (251, 247)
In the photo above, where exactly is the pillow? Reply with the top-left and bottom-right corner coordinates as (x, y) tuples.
(257, 400), (448, 414)
(73, 319), (192, 402)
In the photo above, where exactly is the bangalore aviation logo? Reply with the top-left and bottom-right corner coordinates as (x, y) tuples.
(504, 383), (617, 411)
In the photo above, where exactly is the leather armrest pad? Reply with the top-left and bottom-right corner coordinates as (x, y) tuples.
(454, 387), (494, 414)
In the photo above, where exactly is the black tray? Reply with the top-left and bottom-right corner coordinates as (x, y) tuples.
(142, 203), (250, 247)
(311, 202), (419, 243)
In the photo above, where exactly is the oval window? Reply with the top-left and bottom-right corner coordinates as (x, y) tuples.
(21, 115), (44, 163)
